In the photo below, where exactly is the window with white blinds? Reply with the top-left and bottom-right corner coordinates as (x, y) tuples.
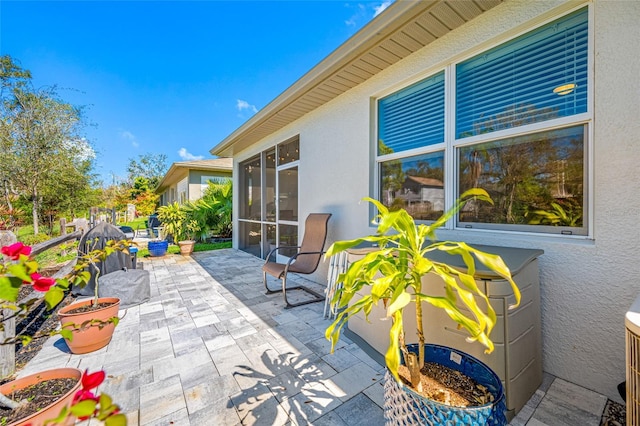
(456, 8), (588, 138)
(375, 7), (590, 236)
(378, 71), (444, 155)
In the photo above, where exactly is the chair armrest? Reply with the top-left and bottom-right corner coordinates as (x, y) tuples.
(264, 245), (302, 263)
(284, 250), (326, 266)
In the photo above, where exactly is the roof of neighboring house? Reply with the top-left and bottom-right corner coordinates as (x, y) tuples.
(405, 176), (444, 188)
(210, 0), (502, 157)
(156, 158), (233, 193)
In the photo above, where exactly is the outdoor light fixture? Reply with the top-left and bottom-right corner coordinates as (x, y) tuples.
(553, 83), (576, 95)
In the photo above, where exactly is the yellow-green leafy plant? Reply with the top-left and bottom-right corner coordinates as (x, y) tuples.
(325, 188), (520, 391)
(157, 201), (204, 242)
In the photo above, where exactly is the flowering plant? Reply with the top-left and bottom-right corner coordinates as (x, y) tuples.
(48, 369), (126, 425)
(0, 242), (126, 425)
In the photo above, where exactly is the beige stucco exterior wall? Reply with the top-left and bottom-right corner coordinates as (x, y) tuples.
(232, 0), (640, 401)
(188, 170), (232, 202)
(159, 169), (232, 205)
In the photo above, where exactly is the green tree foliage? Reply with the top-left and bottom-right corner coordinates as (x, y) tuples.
(0, 55), (96, 234)
(127, 153), (168, 188)
(134, 190), (159, 216)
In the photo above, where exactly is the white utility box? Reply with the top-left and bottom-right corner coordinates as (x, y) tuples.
(346, 244), (543, 420)
(625, 293), (640, 425)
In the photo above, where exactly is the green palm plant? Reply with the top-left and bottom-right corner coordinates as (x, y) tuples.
(325, 188), (520, 391)
(526, 201), (582, 227)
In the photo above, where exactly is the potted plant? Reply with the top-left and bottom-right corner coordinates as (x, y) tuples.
(57, 239), (130, 354)
(325, 189), (519, 425)
(0, 242), (125, 425)
(157, 201), (204, 256)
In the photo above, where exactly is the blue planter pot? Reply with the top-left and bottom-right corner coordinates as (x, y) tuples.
(384, 344), (506, 426)
(148, 240), (168, 257)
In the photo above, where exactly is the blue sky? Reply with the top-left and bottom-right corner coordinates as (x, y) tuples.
(0, 0), (391, 186)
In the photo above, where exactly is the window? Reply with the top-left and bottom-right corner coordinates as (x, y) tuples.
(376, 7), (589, 235)
(177, 177), (188, 205)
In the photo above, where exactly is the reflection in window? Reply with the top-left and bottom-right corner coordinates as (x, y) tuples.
(458, 125), (585, 231)
(380, 151), (444, 221)
(239, 156), (261, 220)
(278, 167), (298, 222)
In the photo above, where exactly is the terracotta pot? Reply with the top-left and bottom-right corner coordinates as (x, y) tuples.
(57, 297), (120, 354)
(178, 240), (195, 255)
(0, 368), (82, 426)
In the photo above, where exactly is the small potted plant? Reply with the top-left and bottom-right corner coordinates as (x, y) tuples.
(325, 189), (519, 425)
(57, 239), (130, 354)
(157, 201), (204, 256)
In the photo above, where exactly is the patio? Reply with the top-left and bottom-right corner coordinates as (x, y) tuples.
(17, 249), (612, 425)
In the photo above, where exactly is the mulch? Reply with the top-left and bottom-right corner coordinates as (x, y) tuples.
(2, 287), (77, 384)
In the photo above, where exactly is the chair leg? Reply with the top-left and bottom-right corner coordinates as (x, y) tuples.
(264, 271), (283, 294)
(282, 273), (326, 309)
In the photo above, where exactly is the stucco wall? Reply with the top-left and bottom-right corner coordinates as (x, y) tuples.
(232, 0), (640, 401)
(188, 170), (232, 202)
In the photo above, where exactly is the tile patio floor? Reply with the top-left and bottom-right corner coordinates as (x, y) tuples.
(17, 249), (611, 425)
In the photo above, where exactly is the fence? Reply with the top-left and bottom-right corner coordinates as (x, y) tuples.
(0, 228), (83, 377)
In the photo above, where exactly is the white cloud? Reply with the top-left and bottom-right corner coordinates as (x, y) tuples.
(374, 0), (392, 17)
(178, 148), (204, 161)
(119, 130), (139, 148)
(345, 1), (392, 26)
(236, 99), (258, 114)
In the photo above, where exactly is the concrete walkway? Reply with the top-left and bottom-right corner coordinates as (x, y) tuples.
(17, 249), (611, 425)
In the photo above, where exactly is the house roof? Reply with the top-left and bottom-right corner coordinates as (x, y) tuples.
(156, 158), (232, 193)
(405, 176), (444, 188)
(210, 0), (502, 157)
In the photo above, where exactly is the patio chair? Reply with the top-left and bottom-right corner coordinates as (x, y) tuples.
(263, 213), (332, 308)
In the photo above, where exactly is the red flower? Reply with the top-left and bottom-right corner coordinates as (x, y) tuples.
(1, 242), (31, 260)
(73, 389), (97, 403)
(81, 370), (106, 391)
(29, 273), (56, 292)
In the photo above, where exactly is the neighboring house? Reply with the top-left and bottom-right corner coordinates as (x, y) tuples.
(156, 158), (232, 206)
(210, 0), (640, 405)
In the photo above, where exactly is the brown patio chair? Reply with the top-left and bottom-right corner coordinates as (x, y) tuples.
(263, 213), (332, 308)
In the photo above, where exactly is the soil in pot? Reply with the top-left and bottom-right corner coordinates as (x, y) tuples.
(398, 362), (494, 407)
(62, 300), (116, 314)
(0, 368), (82, 426)
(0, 378), (77, 425)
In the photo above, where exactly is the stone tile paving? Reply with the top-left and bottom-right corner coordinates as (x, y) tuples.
(15, 248), (611, 425)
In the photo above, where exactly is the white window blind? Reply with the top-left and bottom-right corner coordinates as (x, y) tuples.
(378, 71), (444, 154)
(456, 8), (588, 138)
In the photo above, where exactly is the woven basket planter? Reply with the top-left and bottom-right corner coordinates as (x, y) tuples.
(383, 344), (506, 426)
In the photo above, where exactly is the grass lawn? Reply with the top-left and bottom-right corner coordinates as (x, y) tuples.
(137, 241), (232, 257)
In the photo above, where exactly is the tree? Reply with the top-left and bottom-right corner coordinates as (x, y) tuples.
(0, 55), (95, 234)
(127, 153), (168, 188)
